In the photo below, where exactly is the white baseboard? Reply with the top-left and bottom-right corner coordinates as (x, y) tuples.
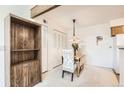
(85, 63), (113, 69)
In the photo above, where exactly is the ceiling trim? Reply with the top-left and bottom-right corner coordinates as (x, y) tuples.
(31, 5), (61, 18)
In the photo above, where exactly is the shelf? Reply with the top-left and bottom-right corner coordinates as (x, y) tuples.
(11, 49), (40, 52)
(7, 14), (41, 87)
(11, 59), (39, 66)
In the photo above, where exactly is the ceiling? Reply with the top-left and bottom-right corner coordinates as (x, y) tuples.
(35, 5), (124, 31)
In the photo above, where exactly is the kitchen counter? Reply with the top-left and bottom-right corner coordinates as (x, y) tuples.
(117, 46), (124, 49)
(119, 48), (124, 49)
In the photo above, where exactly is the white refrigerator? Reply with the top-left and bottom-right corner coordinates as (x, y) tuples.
(113, 34), (124, 74)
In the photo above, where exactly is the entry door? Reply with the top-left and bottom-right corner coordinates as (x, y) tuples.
(42, 25), (48, 73)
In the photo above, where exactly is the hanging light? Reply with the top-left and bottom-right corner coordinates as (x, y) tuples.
(70, 19), (79, 43)
(69, 19), (80, 56)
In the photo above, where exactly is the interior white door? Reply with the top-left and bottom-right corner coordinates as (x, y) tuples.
(52, 30), (67, 68)
(42, 25), (48, 73)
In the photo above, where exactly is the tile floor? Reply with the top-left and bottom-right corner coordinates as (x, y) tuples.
(35, 65), (119, 87)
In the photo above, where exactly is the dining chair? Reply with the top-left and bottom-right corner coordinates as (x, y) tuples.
(62, 49), (77, 81)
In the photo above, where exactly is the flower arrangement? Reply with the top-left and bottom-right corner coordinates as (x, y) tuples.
(72, 42), (79, 56)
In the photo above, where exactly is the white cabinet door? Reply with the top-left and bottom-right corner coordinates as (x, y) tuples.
(119, 49), (124, 86)
(117, 34), (124, 46)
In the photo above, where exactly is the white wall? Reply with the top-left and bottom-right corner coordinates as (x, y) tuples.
(0, 5), (31, 87)
(67, 23), (114, 68)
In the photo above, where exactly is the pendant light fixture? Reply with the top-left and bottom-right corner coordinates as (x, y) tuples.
(70, 19), (79, 43)
(71, 19), (79, 56)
